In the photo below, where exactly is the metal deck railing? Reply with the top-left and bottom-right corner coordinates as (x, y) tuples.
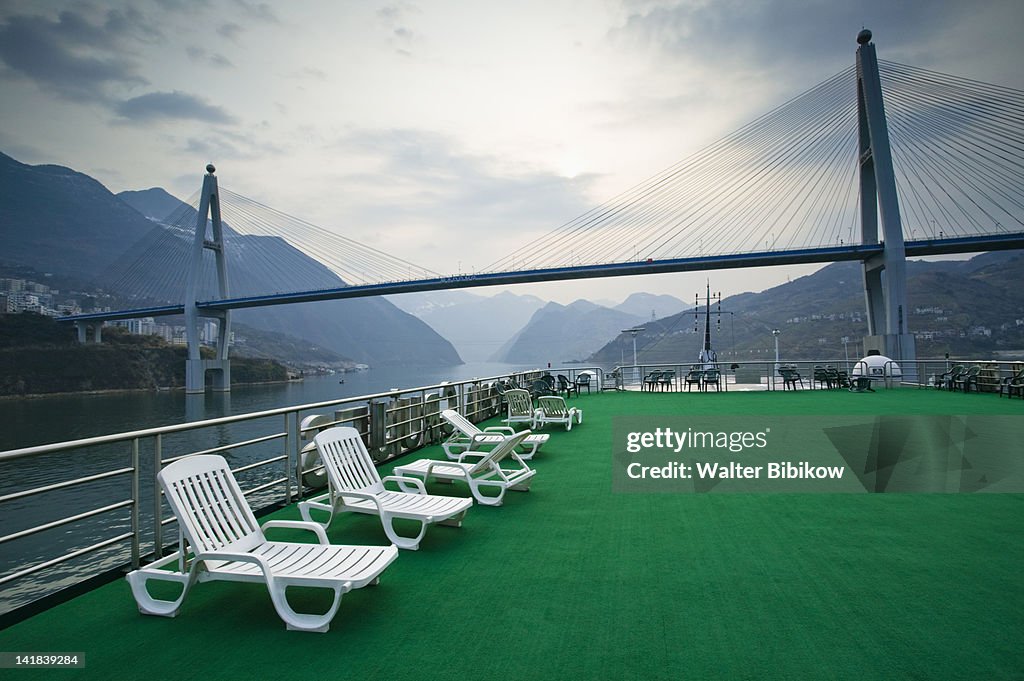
(3, 356), (1019, 620)
(0, 366), (603, 617)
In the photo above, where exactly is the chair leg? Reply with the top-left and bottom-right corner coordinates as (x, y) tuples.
(126, 568), (197, 618)
(270, 578), (348, 633)
(511, 440), (539, 460)
(468, 479), (507, 506)
(439, 508), (467, 527)
(380, 512), (429, 550)
(298, 497), (335, 528)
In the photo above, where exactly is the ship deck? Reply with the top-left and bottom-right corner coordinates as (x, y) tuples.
(1, 388), (1022, 680)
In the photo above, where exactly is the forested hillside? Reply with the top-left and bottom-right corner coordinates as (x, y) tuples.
(0, 314), (287, 396)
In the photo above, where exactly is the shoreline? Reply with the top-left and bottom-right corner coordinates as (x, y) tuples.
(0, 377), (302, 401)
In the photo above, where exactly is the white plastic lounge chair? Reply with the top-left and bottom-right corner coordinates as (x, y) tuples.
(126, 454), (398, 633)
(299, 427), (473, 550)
(440, 408), (549, 461)
(393, 430), (536, 506)
(502, 388), (535, 429)
(533, 395), (583, 431)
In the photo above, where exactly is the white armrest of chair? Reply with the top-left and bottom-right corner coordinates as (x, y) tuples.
(424, 460), (469, 476)
(381, 474), (427, 494)
(456, 450), (488, 463)
(483, 426), (516, 435)
(261, 519), (330, 544)
(333, 488), (389, 514)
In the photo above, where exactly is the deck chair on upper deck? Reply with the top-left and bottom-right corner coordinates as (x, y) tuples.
(393, 430), (536, 506)
(299, 427), (473, 550)
(999, 368), (1024, 398)
(934, 364), (965, 390)
(779, 365), (803, 390)
(702, 367), (722, 392)
(529, 378), (557, 400)
(440, 408), (549, 461)
(659, 370), (676, 391)
(126, 454), (398, 632)
(533, 395), (583, 431)
(557, 374), (578, 398)
(684, 367), (704, 392)
(503, 388), (535, 430)
(954, 365), (981, 393)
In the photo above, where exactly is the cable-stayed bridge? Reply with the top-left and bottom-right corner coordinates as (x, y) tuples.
(61, 32), (1024, 391)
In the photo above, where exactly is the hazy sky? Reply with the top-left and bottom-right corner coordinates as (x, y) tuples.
(1, 0), (1022, 306)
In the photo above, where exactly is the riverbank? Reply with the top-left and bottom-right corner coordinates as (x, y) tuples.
(0, 345), (288, 396)
(0, 376), (303, 401)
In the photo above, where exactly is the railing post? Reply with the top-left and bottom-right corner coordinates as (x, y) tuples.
(368, 400), (387, 462)
(152, 434), (163, 560)
(130, 438), (140, 569)
(284, 411), (298, 504)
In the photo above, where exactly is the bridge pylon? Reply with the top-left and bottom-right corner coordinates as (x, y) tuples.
(184, 164), (231, 393)
(855, 30), (917, 375)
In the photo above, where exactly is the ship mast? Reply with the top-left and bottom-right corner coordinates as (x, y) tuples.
(696, 281), (719, 369)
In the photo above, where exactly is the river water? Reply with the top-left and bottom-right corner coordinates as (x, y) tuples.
(1, 361), (535, 452)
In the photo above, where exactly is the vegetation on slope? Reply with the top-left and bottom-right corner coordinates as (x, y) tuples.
(0, 313), (288, 396)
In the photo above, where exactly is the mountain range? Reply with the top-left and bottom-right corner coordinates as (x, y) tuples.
(387, 290), (546, 362)
(386, 289), (690, 364)
(0, 151), (460, 368)
(587, 252), (1024, 366)
(492, 293), (690, 363)
(492, 299), (647, 364)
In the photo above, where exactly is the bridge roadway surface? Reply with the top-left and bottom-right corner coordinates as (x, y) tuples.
(58, 233), (1024, 324)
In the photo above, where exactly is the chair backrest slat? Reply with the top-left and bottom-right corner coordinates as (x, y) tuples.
(159, 455), (262, 555)
(506, 389), (533, 418)
(537, 395), (569, 416)
(465, 430), (533, 474)
(191, 471), (234, 546)
(314, 427), (385, 495)
(441, 409), (482, 437)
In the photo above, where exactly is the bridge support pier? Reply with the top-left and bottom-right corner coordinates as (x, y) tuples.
(184, 164), (232, 394)
(74, 321), (103, 343)
(856, 30), (917, 381)
(186, 358), (231, 392)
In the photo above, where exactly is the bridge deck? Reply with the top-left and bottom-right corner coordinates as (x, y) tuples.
(57, 232), (1024, 323)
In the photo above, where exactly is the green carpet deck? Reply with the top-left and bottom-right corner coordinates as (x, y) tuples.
(2, 389), (1022, 680)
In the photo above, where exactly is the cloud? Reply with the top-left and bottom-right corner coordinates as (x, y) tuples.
(186, 46), (234, 68)
(154, 0), (211, 10)
(322, 128), (599, 266)
(184, 128), (282, 159)
(608, 0), (997, 104)
(377, 3), (420, 56)
(217, 22), (243, 41)
(114, 90), (237, 124)
(293, 66), (327, 81)
(232, 1), (279, 24)
(0, 9), (151, 102)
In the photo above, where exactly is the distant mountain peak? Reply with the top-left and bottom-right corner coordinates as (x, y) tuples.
(117, 187), (191, 222)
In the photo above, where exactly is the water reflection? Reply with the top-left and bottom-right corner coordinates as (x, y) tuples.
(1, 362), (535, 452)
